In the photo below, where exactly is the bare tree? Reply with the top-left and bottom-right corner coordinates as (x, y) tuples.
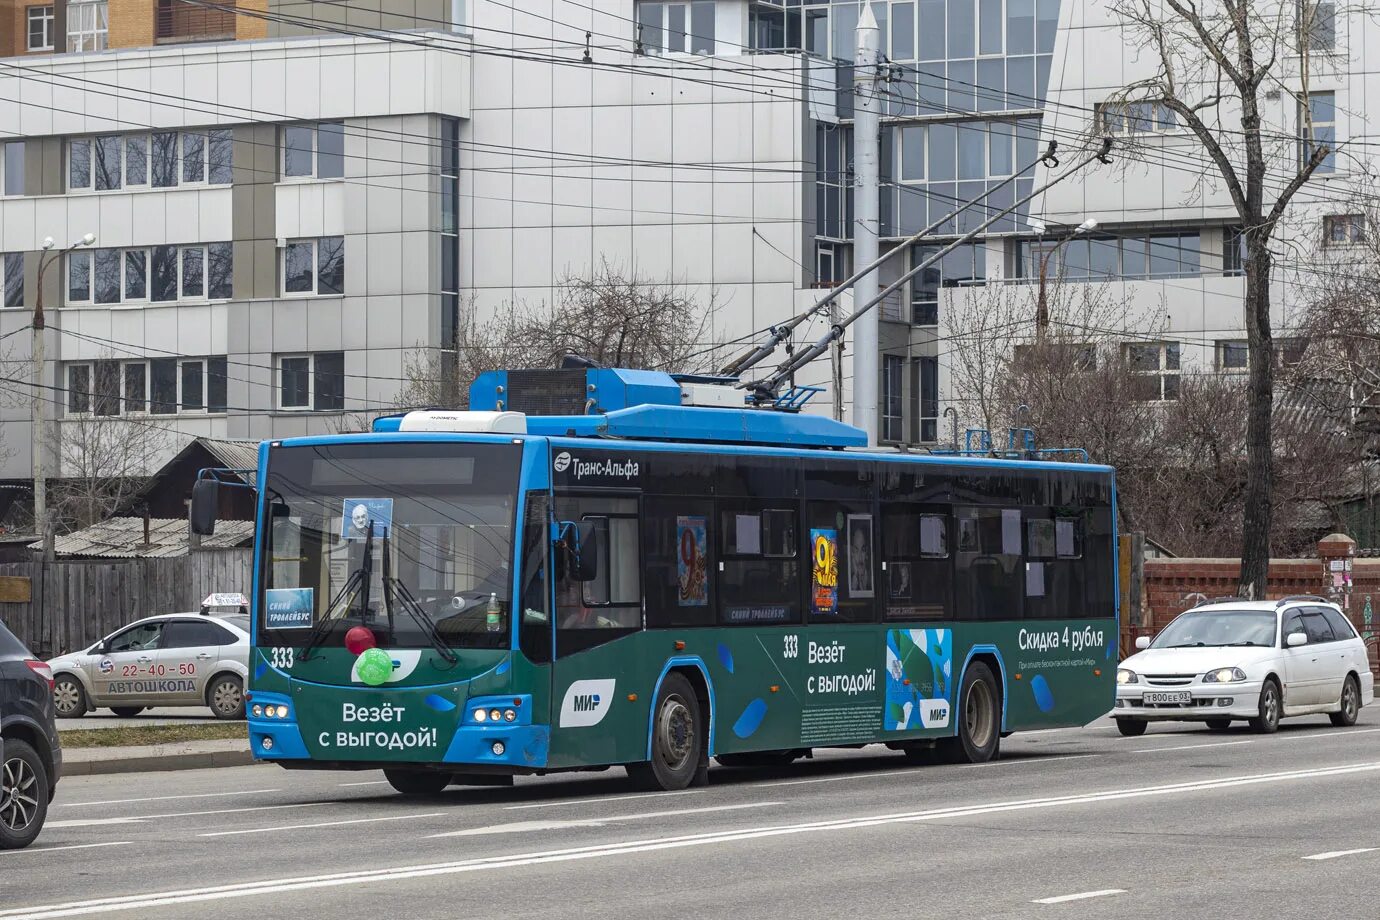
(50, 360), (168, 531)
(1107, 0), (1333, 593)
(398, 260), (723, 410)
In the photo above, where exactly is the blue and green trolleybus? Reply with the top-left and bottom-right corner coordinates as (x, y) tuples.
(193, 366), (1117, 795)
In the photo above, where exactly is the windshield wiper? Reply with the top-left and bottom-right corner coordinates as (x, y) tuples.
(381, 531), (458, 665)
(300, 525), (375, 662)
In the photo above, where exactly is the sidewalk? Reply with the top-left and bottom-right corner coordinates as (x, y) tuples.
(61, 738), (260, 777)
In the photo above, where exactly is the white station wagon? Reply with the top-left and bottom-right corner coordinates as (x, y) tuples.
(1114, 596), (1374, 736)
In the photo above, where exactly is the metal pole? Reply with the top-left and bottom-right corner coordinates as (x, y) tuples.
(851, 1), (881, 443)
(1036, 249), (1050, 341)
(32, 255), (48, 540)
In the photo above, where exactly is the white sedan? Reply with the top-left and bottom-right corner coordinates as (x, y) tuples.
(47, 612), (250, 720)
(1114, 597), (1374, 736)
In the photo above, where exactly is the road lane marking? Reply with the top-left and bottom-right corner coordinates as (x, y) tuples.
(59, 789), (279, 808)
(15, 760), (1380, 918)
(429, 802), (781, 838)
(4, 841), (131, 855)
(338, 781), (389, 787)
(962, 754), (1098, 769)
(46, 803), (324, 828)
(1278, 728), (1380, 741)
(755, 769), (915, 788)
(198, 812), (446, 838)
(1303, 848), (1378, 861)
(1033, 889), (1126, 904)
(506, 791), (702, 810)
(1131, 740), (1253, 754)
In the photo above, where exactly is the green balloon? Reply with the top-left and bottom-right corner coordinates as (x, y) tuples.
(356, 647), (394, 686)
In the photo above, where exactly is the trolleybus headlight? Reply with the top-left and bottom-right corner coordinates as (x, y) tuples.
(1116, 668), (1138, 685)
(491, 742), (505, 756)
(261, 737), (274, 751)
(489, 708), (502, 722)
(474, 708), (487, 722)
(1203, 667), (1246, 683)
(504, 709), (516, 722)
(275, 705), (290, 718)
(252, 704), (263, 717)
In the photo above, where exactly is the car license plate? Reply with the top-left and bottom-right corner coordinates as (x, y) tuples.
(1144, 691), (1192, 704)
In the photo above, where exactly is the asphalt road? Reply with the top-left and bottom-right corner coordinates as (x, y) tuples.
(8, 714), (1380, 919)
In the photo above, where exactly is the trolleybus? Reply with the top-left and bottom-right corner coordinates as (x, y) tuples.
(192, 366), (1117, 795)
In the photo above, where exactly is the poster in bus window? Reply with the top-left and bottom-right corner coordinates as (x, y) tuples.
(676, 515), (708, 606)
(811, 527), (838, 615)
(341, 498), (393, 541)
(846, 514), (873, 598)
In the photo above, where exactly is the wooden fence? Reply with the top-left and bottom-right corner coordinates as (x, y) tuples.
(0, 550), (252, 658)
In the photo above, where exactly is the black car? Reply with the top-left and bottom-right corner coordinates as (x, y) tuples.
(0, 618), (61, 849)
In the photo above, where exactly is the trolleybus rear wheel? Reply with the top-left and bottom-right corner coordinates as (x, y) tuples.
(937, 663), (1001, 763)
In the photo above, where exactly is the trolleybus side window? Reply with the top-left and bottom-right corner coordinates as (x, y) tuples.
(717, 502), (802, 625)
(881, 506), (951, 620)
(1023, 511), (1085, 619)
(553, 495), (641, 654)
(643, 496), (716, 628)
(954, 506), (1024, 620)
(806, 500), (879, 623)
(518, 493), (552, 664)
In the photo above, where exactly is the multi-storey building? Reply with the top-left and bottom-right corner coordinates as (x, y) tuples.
(0, 0), (1362, 519)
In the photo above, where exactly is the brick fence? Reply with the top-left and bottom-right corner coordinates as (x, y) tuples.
(1134, 553), (1380, 672)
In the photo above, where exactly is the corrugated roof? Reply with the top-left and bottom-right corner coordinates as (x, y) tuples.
(30, 517), (254, 558)
(200, 439), (260, 474)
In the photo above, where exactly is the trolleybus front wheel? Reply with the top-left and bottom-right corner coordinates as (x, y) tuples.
(384, 770), (453, 796)
(627, 672), (704, 791)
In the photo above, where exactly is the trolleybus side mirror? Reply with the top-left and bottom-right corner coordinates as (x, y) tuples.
(570, 520), (599, 582)
(1134, 635), (1151, 650)
(190, 479), (219, 536)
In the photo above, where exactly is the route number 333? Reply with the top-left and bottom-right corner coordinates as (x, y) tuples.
(783, 635), (799, 659)
(269, 647), (294, 669)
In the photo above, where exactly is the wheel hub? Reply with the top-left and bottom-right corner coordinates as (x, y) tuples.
(656, 696), (693, 771)
(1, 757), (37, 833)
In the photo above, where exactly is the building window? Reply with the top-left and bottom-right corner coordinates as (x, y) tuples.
(882, 355), (904, 442)
(282, 237), (345, 296)
(1224, 226), (1246, 276)
(440, 118), (460, 349)
(2, 142), (23, 197)
(1095, 101), (1177, 135)
(815, 241), (848, 287)
(816, 124), (852, 241)
(64, 356), (226, 416)
(282, 122), (345, 179)
(911, 242), (984, 325)
(1217, 340), (1249, 373)
(636, 1), (715, 54)
(27, 6), (54, 51)
(66, 0), (108, 51)
(1014, 231), (1201, 281)
(67, 243), (231, 305)
(449, 0), (465, 30)
(2, 253), (23, 308)
(1298, 0), (1336, 52)
(1324, 214), (1364, 246)
(1300, 91), (1336, 173)
(68, 130), (231, 193)
(1126, 342), (1180, 401)
(913, 356), (938, 442)
(277, 353), (345, 411)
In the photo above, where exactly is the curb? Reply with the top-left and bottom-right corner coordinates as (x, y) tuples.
(61, 748), (262, 777)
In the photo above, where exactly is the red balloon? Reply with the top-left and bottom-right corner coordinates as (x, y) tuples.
(344, 626), (377, 655)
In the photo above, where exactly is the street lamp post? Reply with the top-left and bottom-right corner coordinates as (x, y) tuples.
(1035, 218), (1098, 340)
(33, 233), (95, 541)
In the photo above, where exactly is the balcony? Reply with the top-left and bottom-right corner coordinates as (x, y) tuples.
(155, 0), (236, 43)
